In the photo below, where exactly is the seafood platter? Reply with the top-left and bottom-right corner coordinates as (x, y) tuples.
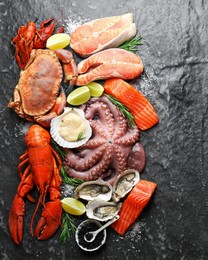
(2, 0), (208, 259)
(5, 13), (159, 249)
(2, 8), (164, 258)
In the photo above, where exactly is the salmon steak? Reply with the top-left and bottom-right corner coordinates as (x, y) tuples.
(70, 13), (136, 57)
(104, 78), (159, 130)
(76, 48), (143, 85)
(112, 180), (157, 236)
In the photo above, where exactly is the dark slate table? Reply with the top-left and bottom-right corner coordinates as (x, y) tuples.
(0, 0), (208, 259)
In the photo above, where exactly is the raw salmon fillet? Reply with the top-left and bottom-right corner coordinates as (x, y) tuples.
(104, 78), (159, 130)
(111, 180), (157, 236)
(70, 13), (136, 57)
(76, 49), (143, 86)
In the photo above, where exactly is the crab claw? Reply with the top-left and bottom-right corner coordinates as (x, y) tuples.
(63, 59), (78, 85)
(8, 194), (25, 245)
(35, 199), (62, 240)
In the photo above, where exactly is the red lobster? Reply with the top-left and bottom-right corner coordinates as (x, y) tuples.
(12, 18), (64, 70)
(8, 124), (62, 244)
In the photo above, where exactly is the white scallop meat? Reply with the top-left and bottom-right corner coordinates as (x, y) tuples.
(50, 107), (92, 148)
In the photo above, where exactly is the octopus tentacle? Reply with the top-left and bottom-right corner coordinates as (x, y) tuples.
(64, 144), (107, 171)
(84, 101), (116, 138)
(66, 145), (114, 181)
(115, 127), (140, 145)
(80, 136), (105, 149)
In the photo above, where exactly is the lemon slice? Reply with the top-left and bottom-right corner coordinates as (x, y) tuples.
(61, 197), (86, 216)
(67, 86), (91, 105)
(85, 82), (104, 97)
(46, 33), (70, 50)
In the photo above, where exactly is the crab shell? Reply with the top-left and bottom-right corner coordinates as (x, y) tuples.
(74, 179), (113, 201)
(21, 50), (62, 116)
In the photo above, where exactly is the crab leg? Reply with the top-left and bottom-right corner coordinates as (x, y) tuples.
(35, 87), (66, 128)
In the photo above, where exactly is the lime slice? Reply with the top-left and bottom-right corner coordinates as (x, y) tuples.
(61, 197), (86, 216)
(85, 82), (104, 97)
(46, 33), (70, 50)
(67, 86), (91, 105)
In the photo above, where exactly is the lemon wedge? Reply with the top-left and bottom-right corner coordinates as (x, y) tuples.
(67, 86), (91, 106)
(85, 82), (104, 97)
(46, 33), (70, 50)
(61, 197), (86, 216)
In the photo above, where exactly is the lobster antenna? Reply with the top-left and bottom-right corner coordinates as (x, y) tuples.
(30, 195), (42, 236)
(42, 202), (62, 226)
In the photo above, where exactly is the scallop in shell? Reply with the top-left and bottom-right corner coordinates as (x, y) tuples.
(86, 199), (122, 222)
(50, 107), (92, 148)
(74, 179), (112, 201)
(112, 169), (140, 203)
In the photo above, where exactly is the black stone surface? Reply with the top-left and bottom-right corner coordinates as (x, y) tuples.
(1, 0), (208, 259)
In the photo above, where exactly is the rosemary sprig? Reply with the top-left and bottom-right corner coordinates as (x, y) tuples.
(105, 94), (135, 128)
(61, 167), (84, 187)
(51, 139), (66, 160)
(118, 35), (143, 52)
(60, 212), (76, 242)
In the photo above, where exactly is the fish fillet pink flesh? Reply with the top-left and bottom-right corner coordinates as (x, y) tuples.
(70, 13), (136, 57)
(76, 48), (143, 86)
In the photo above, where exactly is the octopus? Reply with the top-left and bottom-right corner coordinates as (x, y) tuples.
(64, 95), (146, 185)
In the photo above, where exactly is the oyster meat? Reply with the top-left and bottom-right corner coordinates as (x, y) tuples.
(112, 169), (140, 202)
(74, 180), (112, 201)
(86, 199), (122, 222)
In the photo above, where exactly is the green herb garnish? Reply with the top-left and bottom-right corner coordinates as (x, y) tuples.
(76, 132), (85, 141)
(118, 35), (143, 52)
(60, 212), (76, 242)
(51, 139), (66, 160)
(61, 167), (84, 187)
(105, 94), (135, 128)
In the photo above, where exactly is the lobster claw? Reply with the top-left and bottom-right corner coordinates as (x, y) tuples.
(8, 194), (25, 245)
(35, 199), (62, 240)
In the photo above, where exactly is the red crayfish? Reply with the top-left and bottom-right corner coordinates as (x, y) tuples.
(12, 18), (64, 70)
(8, 124), (62, 244)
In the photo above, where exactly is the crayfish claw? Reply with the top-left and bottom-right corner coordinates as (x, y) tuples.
(8, 194), (25, 245)
(35, 200), (62, 240)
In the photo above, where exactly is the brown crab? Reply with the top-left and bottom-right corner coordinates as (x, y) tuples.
(8, 49), (78, 127)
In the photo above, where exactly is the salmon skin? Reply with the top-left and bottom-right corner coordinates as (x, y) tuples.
(104, 78), (159, 130)
(111, 180), (157, 236)
(70, 13), (136, 57)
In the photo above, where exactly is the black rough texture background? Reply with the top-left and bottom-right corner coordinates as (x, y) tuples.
(0, 0), (208, 259)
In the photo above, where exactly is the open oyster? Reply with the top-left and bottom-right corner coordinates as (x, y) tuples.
(74, 180), (112, 201)
(112, 169), (140, 203)
(86, 199), (121, 222)
(50, 107), (92, 148)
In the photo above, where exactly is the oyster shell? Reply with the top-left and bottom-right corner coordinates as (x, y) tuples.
(74, 180), (112, 201)
(50, 107), (92, 148)
(112, 169), (140, 203)
(86, 199), (122, 222)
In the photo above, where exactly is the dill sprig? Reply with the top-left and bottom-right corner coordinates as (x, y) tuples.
(76, 132), (85, 141)
(105, 94), (135, 128)
(60, 212), (76, 242)
(61, 167), (84, 187)
(118, 35), (143, 52)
